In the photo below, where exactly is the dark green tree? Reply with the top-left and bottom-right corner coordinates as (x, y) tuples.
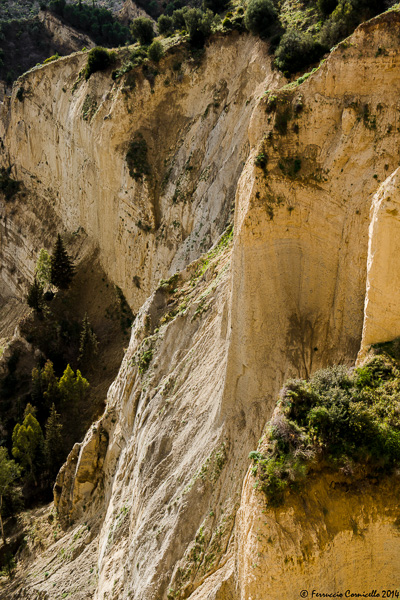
(0, 447), (20, 545)
(26, 278), (44, 313)
(157, 14), (174, 35)
(50, 234), (75, 290)
(44, 404), (64, 479)
(275, 30), (324, 74)
(78, 314), (99, 368)
(184, 8), (214, 46)
(130, 17), (155, 45)
(172, 7), (188, 30)
(244, 0), (277, 38)
(31, 360), (59, 417)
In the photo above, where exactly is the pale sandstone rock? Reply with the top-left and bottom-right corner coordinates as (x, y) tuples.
(359, 168), (400, 355)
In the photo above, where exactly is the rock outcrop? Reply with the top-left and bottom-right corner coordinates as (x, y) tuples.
(2, 9), (400, 600)
(118, 0), (152, 25)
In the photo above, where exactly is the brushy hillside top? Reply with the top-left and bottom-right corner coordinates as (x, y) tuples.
(250, 342), (400, 506)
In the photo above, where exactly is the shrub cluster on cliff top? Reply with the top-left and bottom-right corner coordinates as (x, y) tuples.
(85, 46), (115, 79)
(250, 343), (400, 506)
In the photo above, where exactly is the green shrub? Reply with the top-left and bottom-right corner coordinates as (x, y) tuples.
(130, 17), (155, 46)
(137, 348), (153, 374)
(148, 40), (164, 63)
(254, 153), (268, 169)
(172, 8), (188, 30)
(85, 47), (115, 80)
(275, 30), (325, 75)
(43, 53), (60, 64)
(250, 350), (400, 506)
(184, 8), (214, 46)
(158, 14), (174, 35)
(244, 0), (277, 39)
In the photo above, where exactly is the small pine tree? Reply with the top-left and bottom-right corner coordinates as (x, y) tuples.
(58, 364), (90, 407)
(78, 314), (98, 369)
(50, 234), (75, 290)
(42, 360), (59, 407)
(23, 403), (37, 418)
(45, 404), (64, 479)
(75, 370), (90, 403)
(35, 248), (52, 289)
(12, 413), (44, 485)
(26, 278), (44, 312)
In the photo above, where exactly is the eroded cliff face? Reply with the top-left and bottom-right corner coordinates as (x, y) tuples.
(0, 33), (276, 309)
(3, 9), (400, 600)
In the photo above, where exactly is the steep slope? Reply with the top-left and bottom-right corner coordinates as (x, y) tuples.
(3, 9), (400, 600)
(0, 33), (277, 308)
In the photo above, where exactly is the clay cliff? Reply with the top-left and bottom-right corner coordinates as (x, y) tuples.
(1, 8), (400, 600)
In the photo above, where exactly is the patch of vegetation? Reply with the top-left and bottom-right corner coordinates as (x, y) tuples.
(244, 0), (277, 39)
(84, 46), (115, 80)
(130, 17), (155, 46)
(159, 273), (180, 293)
(48, 0), (131, 47)
(137, 348), (154, 374)
(184, 7), (214, 47)
(132, 337), (155, 375)
(275, 30), (325, 75)
(126, 133), (151, 181)
(81, 94), (98, 122)
(148, 39), (164, 63)
(158, 14), (174, 35)
(254, 152), (268, 170)
(43, 52), (60, 64)
(250, 346), (400, 506)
